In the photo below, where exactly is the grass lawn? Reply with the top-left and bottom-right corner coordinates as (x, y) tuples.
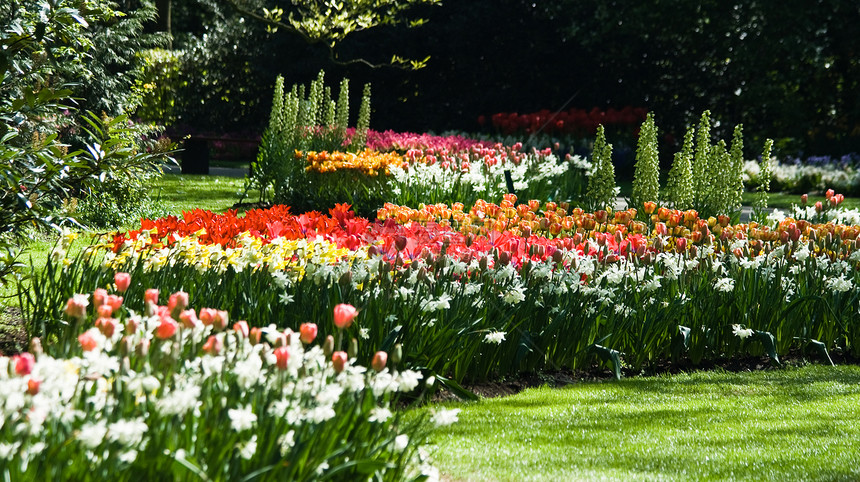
(428, 365), (860, 481)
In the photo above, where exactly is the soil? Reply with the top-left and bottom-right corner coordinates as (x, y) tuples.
(0, 307), (28, 356)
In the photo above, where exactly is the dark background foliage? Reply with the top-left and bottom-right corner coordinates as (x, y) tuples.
(157, 0), (859, 159)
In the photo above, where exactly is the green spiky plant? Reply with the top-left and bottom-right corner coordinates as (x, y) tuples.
(665, 126), (695, 210)
(725, 124), (746, 216)
(585, 125), (617, 212)
(249, 70), (372, 204)
(753, 138), (774, 216)
(691, 110), (714, 213)
(631, 112), (660, 216)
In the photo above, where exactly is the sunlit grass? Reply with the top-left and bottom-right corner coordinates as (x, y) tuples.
(429, 365), (860, 481)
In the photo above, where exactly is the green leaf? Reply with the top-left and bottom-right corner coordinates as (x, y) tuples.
(751, 330), (781, 366)
(434, 374), (479, 401)
(589, 344), (622, 380)
(805, 338), (835, 366)
(671, 325), (691, 360)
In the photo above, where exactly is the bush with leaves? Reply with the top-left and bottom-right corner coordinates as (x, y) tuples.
(0, 0), (173, 284)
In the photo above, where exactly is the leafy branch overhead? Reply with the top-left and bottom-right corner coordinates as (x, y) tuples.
(222, 0), (440, 69)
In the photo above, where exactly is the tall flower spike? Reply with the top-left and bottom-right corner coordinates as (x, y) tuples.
(665, 125), (695, 210)
(632, 112), (660, 215)
(726, 124), (745, 214)
(692, 110), (712, 212)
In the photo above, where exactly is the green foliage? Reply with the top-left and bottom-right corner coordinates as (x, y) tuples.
(726, 124), (746, 213)
(0, 0), (174, 285)
(630, 112), (660, 213)
(134, 48), (183, 124)
(229, 0), (441, 68)
(250, 70), (373, 208)
(691, 110), (714, 212)
(665, 126), (695, 209)
(754, 138), (774, 213)
(585, 125), (617, 211)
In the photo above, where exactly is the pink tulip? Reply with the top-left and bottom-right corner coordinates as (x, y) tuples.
(333, 304), (358, 330)
(274, 346), (290, 370)
(78, 331), (98, 352)
(64, 294), (89, 319)
(332, 351), (348, 373)
(126, 317), (139, 335)
(233, 320), (250, 338)
(144, 289), (159, 305)
(114, 272), (131, 293)
(202, 335), (223, 355)
(98, 318), (118, 338)
(106, 294), (123, 312)
(249, 327), (262, 345)
(92, 288), (108, 308)
(156, 316), (178, 339)
(168, 291), (189, 316)
(196, 307), (212, 326)
(179, 309), (198, 329)
(97, 304), (114, 318)
(299, 323), (318, 344)
(213, 310), (229, 331)
(13, 353), (35, 376)
(371, 351), (388, 372)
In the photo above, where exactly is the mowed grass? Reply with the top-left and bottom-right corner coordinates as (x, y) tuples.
(428, 365), (860, 481)
(151, 173), (256, 215)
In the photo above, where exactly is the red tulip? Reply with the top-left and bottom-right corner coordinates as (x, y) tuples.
(274, 346), (290, 370)
(300, 323), (318, 344)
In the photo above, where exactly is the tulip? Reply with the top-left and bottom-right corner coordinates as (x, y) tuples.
(79, 331), (98, 352)
(64, 294), (89, 320)
(323, 335), (335, 357)
(300, 323), (318, 344)
(179, 309), (198, 329)
(114, 272), (131, 293)
(202, 335), (223, 355)
(249, 327), (263, 346)
(800, 193), (808, 206)
(92, 288), (108, 308)
(26, 378), (40, 396)
(156, 316), (178, 339)
(333, 303), (358, 329)
(234, 320), (250, 338)
(199, 307), (217, 326)
(136, 338), (150, 357)
(106, 294), (123, 313)
(213, 310), (229, 331)
(168, 291), (189, 317)
(371, 351), (388, 372)
(98, 318), (118, 338)
(97, 304), (114, 319)
(144, 288), (159, 305)
(332, 351), (348, 373)
(13, 353), (35, 376)
(274, 346), (290, 370)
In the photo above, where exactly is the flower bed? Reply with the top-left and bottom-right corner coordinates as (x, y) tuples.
(2, 285), (447, 479)
(26, 192), (860, 386)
